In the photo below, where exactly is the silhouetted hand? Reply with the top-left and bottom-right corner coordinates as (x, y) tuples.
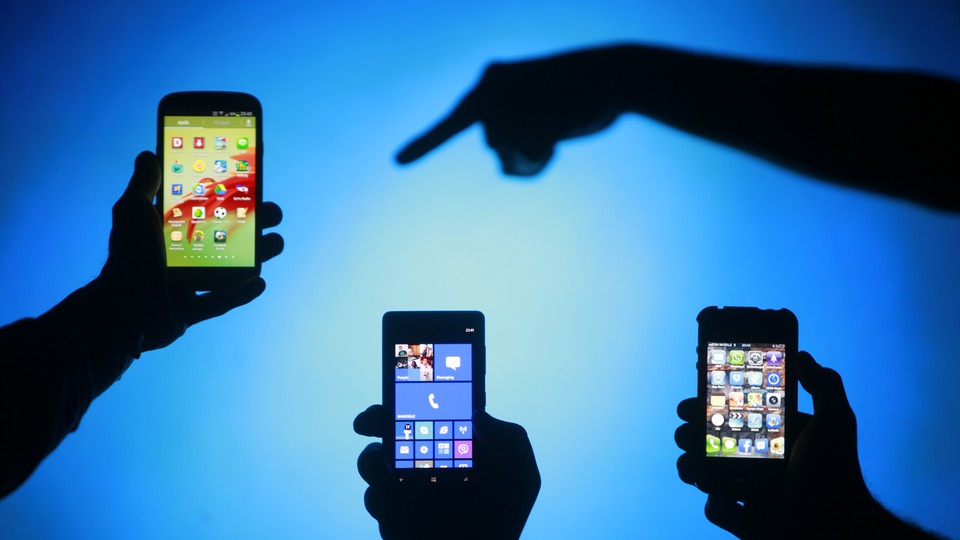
(397, 48), (631, 176)
(355, 404), (540, 540)
(98, 150), (284, 352)
(676, 351), (939, 539)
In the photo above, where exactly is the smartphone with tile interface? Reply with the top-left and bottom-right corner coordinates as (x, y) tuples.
(157, 91), (262, 290)
(383, 311), (485, 483)
(698, 307), (798, 480)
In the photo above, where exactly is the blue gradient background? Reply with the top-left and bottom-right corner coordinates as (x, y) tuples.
(2, 1), (959, 538)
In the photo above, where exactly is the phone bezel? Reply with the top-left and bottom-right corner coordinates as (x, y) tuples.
(382, 310), (486, 484)
(156, 91), (263, 290)
(696, 306), (799, 484)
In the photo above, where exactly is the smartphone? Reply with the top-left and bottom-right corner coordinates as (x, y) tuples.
(383, 311), (485, 483)
(697, 307), (798, 480)
(157, 91), (262, 289)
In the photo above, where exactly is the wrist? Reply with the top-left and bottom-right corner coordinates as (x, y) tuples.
(39, 278), (144, 396)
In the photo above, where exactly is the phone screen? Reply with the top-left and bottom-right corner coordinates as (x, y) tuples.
(161, 113), (258, 268)
(393, 342), (475, 469)
(704, 342), (787, 459)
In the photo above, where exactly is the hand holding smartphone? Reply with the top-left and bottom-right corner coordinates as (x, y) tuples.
(697, 306), (798, 482)
(157, 91), (263, 290)
(383, 311), (485, 483)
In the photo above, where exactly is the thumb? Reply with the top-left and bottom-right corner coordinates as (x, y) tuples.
(795, 351), (853, 416)
(123, 150), (161, 203)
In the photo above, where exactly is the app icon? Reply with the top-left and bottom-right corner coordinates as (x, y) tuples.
(236, 185), (249, 193)
(728, 392), (744, 408)
(192, 230), (205, 242)
(171, 207), (182, 218)
(755, 438), (769, 454)
(396, 422), (413, 440)
(435, 441), (452, 457)
(770, 437), (785, 455)
(766, 372), (783, 387)
(237, 137), (249, 149)
(236, 207), (248, 219)
(170, 231), (182, 242)
(215, 136), (227, 150)
(215, 184), (227, 196)
(454, 421), (473, 439)
(721, 437), (737, 455)
(214, 160), (228, 173)
(709, 371), (726, 386)
(747, 350), (764, 367)
(738, 438), (753, 454)
(193, 160), (205, 173)
(710, 394), (726, 408)
(747, 412), (763, 428)
(766, 351), (783, 366)
(746, 371), (763, 386)
(455, 441), (473, 458)
(747, 392), (763, 408)
(435, 421), (452, 439)
(711, 413), (725, 427)
(706, 435), (721, 454)
(729, 350), (745, 365)
(213, 207), (227, 219)
(428, 393), (440, 409)
(728, 412), (744, 429)
(171, 137), (183, 149)
(172, 184), (183, 195)
(192, 207), (205, 219)
(214, 230), (227, 243)
(171, 161), (183, 173)
(194, 137), (205, 149)
(396, 442), (413, 459)
(766, 413), (782, 429)
(236, 160), (249, 172)
(193, 183), (205, 195)
(765, 392), (782, 408)
(709, 349), (725, 365)
(415, 421), (433, 439)
(729, 371), (745, 386)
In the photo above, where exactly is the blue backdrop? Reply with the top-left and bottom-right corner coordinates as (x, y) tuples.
(2, 1), (959, 538)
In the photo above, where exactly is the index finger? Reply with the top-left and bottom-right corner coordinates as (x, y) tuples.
(354, 404), (387, 437)
(395, 89), (481, 164)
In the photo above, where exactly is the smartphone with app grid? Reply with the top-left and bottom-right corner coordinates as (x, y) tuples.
(697, 307), (798, 480)
(157, 91), (262, 289)
(383, 311), (485, 483)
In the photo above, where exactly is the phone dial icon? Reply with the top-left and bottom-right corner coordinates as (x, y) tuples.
(428, 393), (440, 409)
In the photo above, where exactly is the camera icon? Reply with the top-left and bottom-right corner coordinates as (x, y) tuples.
(765, 392), (782, 407)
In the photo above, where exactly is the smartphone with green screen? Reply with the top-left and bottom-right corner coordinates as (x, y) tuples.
(157, 91), (262, 290)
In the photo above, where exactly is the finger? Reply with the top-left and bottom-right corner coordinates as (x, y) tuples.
(677, 398), (700, 421)
(704, 483), (753, 539)
(675, 453), (703, 488)
(258, 232), (284, 263)
(674, 422), (700, 451)
(357, 442), (391, 487)
(363, 486), (388, 522)
(496, 147), (551, 177)
(259, 202), (283, 229)
(395, 89), (481, 164)
(354, 404), (387, 437)
(183, 277), (266, 326)
(475, 412), (540, 485)
(122, 151), (161, 202)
